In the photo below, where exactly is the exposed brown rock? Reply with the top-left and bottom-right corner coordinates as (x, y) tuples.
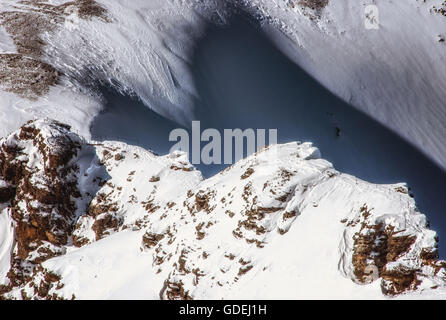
(282, 210), (297, 221)
(142, 232), (164, 249)
(0, 119), (90, 298)
(114, 153), (124, 161)
(381, 267), (421, 296)
(170, 164), (193, 172)
(433, 1), (446, 17)
(0, 0), (108, 57)
(238, 265), (253, 276)
(352, 209), (416, 284)
(0, 54), (59, 99)
(163, 280), (192, 300)
(195, 191), (211, 212)
(72, 234), (90, 248)
(195, 223), (206, 240)
(1, 121), (82, 258)
(141, 198), (160, 213)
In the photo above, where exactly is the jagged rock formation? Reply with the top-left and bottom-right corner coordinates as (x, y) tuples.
(0, 0), (108, 98)
(0, 119), (445, 299)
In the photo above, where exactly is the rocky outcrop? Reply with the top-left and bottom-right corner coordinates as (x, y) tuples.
(432, 1), (446, 18)
(0, 119), (96, 298)
(297, 0), (329, 11)
(0, 0), (108, 99)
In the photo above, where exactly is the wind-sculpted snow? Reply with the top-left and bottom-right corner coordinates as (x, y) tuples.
(0, 0), (232, 137)
(0, 119), (445, 299)
(0, 0), (446, 171)
(240, 0), (446, 169)
(0, 0), (108, 98)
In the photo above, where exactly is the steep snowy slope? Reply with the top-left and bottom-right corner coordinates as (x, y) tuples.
(0, 0), (446, 170)
(243, 0), (446, 170)
(0, 119), (445, 299)
(0, 0), (107, 139)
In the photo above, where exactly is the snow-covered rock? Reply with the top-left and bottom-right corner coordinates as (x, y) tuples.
(0, 119), (445, 299)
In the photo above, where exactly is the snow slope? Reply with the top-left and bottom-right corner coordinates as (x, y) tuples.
(0, 0), (446, 170)
(246, 0), (446, 170)
(0, 119), (445, 299)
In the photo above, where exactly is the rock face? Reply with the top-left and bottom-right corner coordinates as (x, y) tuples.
(0, 119), (445, 299)
(0, 119), (88, 298)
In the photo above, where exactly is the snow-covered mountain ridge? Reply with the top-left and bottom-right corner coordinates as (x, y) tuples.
(1, 0), (446, 170)
(0, 119), (445, 299)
